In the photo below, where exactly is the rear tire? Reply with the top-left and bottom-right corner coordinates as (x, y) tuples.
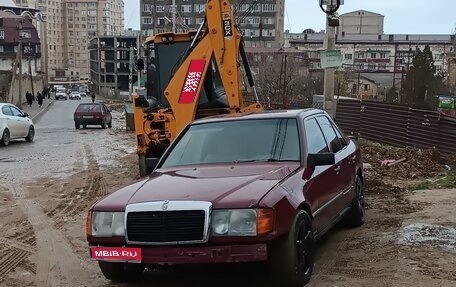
(25, 126), (35, 142)
(268, 210), (314, 286)
(344, 175), (365, 228)
(98, 261), (144, 283)
(108, 121), (112, 128)
(1, 129), (10, 146)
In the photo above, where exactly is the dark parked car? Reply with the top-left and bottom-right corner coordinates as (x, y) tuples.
(74, 103), (112, 129)
(86, 109), (364, 286)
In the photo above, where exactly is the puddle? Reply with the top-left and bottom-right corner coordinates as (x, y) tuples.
(398, 223), (456, 252)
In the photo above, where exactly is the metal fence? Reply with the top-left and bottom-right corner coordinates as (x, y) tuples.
(335, 99), (456, 158)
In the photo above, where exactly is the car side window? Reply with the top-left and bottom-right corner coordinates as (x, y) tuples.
(333, 123), (348, 148)
(10, 106), (23, 117)
(316, 116), (342, 153)
(304, 118), (329, 154)
(2, 106), (13, 116)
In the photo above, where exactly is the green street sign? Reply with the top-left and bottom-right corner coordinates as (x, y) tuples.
(320, 50), (342, 68)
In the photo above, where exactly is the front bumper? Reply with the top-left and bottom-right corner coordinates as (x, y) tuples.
(90, 244), (267, 265)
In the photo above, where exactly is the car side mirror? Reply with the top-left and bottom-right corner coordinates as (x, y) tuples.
(23, 112), (29, 117)
(146, 158), (160, 174)
(307, 153), (335, 168)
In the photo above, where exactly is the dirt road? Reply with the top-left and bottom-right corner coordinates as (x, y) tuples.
(1, 101), (455, 286)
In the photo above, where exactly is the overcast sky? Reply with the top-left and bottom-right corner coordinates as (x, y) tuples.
(124, 0), (456, 34)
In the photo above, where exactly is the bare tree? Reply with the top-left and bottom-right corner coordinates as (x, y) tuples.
(254, 54), (310, 108)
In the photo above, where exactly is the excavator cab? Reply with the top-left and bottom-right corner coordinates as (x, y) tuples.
(138, 32), (229, 114)
(133, 0), (263, 176)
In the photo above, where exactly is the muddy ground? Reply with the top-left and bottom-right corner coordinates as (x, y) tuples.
(0, 118), (455, 286)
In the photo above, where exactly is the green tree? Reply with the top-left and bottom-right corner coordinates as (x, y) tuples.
(401, 45), (437, 109)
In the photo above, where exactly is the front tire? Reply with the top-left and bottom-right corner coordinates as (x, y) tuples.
(101, 121), (106, 129)
(107, 121), (112, 128)
(75, 122), (80, 129)
(98, 261), (144, 283)
(1, 129), (10, 146)
(25, 126), (35, 142)
(344, 174), (365, 228)
(268, 210), (314, 286)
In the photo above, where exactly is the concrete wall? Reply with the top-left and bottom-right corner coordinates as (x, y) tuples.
(1, 71), (45, 105)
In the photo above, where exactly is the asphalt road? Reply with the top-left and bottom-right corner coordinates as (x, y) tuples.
(1, 98), (128, 181)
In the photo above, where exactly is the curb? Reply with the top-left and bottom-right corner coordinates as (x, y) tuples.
(31, 100), (55, 122)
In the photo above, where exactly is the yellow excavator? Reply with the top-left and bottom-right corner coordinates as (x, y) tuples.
(133, 0), (263, 176)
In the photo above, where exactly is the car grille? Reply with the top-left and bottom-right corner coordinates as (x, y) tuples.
(126, 210), (206, 244)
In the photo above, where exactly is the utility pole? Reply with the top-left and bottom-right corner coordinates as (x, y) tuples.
(129, 45), (134, 99)
(323, 8), (336, 118)
(137, 34), (141, 90)
(171, 0), (176, 33)
(319, 0), (342, 118)
(17, 20), (24, 108)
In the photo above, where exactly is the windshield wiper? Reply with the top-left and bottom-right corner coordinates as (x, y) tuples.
(233, 158), (281, 163)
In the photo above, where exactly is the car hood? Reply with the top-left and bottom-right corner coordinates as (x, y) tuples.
(93, 163), (299, 211)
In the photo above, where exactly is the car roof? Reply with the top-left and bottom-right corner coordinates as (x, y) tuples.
(191, 108), (326, 125)
(0, 103), (17, 108)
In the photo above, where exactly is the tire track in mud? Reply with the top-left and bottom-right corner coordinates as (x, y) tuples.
(46, 144), (109, 224)
(9, 146), (100, 286)
(0, 249), (30, 280)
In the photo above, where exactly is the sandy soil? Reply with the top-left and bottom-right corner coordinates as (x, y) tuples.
(0, 127), (455, 286)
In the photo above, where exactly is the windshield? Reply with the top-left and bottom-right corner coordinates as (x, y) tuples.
(160, 119), (300, 168)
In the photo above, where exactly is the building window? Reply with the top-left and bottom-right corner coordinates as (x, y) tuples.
(157, 17), (164, 25)
(262, 4), (276, 12)
(21, 31), (31, 38)
(370, 53), (377, 59)
(263, 18), (274, 25)
(356, 52), (365, 59)
(344, 53), (352, 60)
(183, 17), (191, 25)
(368, 64), (376, 70)
(380, 53), (386, 58)
(144, 4), (152, 12)
(195, 18), (204, 24)
(181, 5), (192, 13)
(156, 6), (165, 12)
(194, 4), (205, 12)
(143, 17), (153, 24)
(0, 30), (4, 39)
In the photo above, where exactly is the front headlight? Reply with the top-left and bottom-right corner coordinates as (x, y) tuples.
(91, 212), (125, 237)
(211, 209), (273, 236)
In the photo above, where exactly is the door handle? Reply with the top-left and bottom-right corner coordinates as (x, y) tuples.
(334, 165), (341, 172)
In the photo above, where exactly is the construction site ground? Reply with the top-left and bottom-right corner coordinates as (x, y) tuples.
(0, 100), (455, 286)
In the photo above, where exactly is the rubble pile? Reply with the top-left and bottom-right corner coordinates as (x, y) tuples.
(360, 141), (444, 179)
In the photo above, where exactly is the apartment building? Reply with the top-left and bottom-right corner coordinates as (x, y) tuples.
(140, 0), (284, 48)
(337, 10), (384, 36)
(15, 0), (124, 85)
(89, 35), (137, 94)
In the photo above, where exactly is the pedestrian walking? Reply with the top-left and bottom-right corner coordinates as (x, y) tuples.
(91, 92), (96, 103)
(26, 91), (33, 107)
(37, 91), (43, 107)
(42, 87), (48, 100)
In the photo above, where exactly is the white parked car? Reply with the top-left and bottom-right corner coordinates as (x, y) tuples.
(70, 91), (82, 100)
(0, 103), (35, 146)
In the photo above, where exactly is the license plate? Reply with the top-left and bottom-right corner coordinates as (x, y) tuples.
(90, 247), (142, 262)
(83, 116), (94, 118)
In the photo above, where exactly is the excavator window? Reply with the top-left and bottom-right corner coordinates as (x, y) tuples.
(146, 43), (229, 111)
